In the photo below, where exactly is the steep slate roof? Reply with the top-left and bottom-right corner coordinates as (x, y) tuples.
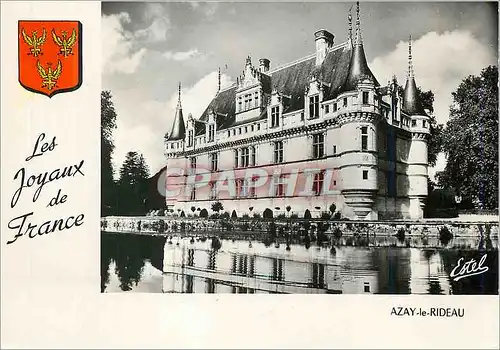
(194, 42), (354, 131)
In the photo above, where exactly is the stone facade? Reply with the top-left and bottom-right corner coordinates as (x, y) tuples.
(163, 4), (431, 220)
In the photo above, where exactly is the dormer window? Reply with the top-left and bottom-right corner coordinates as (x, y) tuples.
(271, 106), (280, 128)
(208, 124), (215, 142)
(188, 130), (194, 147)
(309, 95), (319, 119)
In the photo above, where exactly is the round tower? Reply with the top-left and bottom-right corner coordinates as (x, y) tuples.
(164, 82), (187, 211)
(404, 36), (430, 219)
(337, 2), (382, 220)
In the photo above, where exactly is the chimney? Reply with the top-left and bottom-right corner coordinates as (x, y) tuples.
(314, 29), (334, 65)
(259, 58), (270, 72)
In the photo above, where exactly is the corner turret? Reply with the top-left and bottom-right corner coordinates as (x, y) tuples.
(341, 2), (378, 92)
(167, 82), (186, 141)
(403, 36), (427, 116)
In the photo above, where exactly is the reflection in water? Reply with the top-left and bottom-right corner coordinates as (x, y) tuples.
(101, 232), (498, 294)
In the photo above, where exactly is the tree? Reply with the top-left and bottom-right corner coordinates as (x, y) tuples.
(211, 201), (224, 213)
(117, 151), (151, 215)
(101, 91), (117, 216)
(418, 88), (443, 168)
(437, 66), (498, 209)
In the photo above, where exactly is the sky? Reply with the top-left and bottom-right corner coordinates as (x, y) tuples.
(102, 1), (498, 180)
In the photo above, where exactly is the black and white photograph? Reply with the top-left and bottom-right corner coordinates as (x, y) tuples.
(100, 1), (498, 295)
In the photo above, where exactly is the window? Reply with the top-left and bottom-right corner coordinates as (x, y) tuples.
(190, 157), (197, 173)
(271, 106), (280, 127)
(361, 126), (368, 151)
(240, 179), (249, 198)
(208, 124), (215, 142)
(363, 170), (368, 180)
(254, 92), (259, 108)
(333, 145), (337, 155)
(257, 124), (261, 131)
(248, 180), (256, 198)
(423, 120), (427, 128)
(333, 103), (338, 112)
(232, 129), (236, 136)
(274, 175), (285, 197)
(313, 171), (324, 196)
(312, 133), (324, 159)
(362, 91), (369, 105)
(274, 141), (284, 163)
(251, 125), (254, 132)
(188, 130), (194, 147)
(240, 147), (250, 168)
(300, 112), (304, 121)
(325, 104), (330, 114)
(190, 186), (196, 200)
(227, 131), (230, 137)
(309, 95), (319, 119)
(209, 181), (217, 200)
(343, 98), (348, 107)
(210, 152), (218, 172)
(238, 97), (242, 112)
(245, 126), (248, 133)
(364, 282), (370, 293)
(234, 150), (239, 168)
(250, 146), (256, 166)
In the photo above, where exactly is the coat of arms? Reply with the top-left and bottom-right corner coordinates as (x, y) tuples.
(18, 20), (82, 98)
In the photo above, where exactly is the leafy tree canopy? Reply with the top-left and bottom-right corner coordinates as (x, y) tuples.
(437, 65), (498, 209)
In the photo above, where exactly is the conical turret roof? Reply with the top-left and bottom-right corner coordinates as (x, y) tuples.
(403, 36), (427, 116)
(340, 2), (378, 92)
(167, 83), (186, 141)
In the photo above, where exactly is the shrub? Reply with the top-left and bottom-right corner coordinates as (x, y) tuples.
(333, 227), (342, 239)
(329, 203), (337, 214)
(333, 212), (342, 220)
(320, 211), (331, 220)
(396, 227), (405, 243)
(253, 212), (262, 219)
(211, 201), (224, 213)
(263, 208), (273, 219)
(231, 210), (238, 219)
(200, 209), (209, 218)
(220, 211), (230, 219)
(191, 206), (196, 213)
(290, 213), (299, 219)
(277, 213), (287, 219)
(286, 205), (292, 213)
(180, 211), (186, 217)
(242, 213), (250, 219)
(439, 226), (453, 245)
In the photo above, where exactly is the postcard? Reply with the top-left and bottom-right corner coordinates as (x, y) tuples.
(1, 1), (499, 348)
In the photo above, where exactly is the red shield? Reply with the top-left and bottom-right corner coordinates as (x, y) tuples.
(18, 20), (82, 98)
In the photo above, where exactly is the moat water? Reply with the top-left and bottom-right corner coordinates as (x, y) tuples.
(101, 232), (498, 294)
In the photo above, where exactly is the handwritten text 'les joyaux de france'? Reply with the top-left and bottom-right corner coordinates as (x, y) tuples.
(7, 133), (85, 245)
